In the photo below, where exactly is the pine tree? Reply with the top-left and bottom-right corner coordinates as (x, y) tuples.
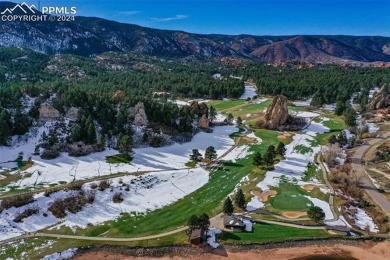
(253, 152), (263, 167)
(276, 142), (286, 156)
(118, 135), (133, 157)
(235, 189), (246, 209)
(209, 105), (216, 122)
(227, 113), (234, 124)
(199, 213), (210, 230)
(267, 145), (276, 158)
(0, 110), (11, 145)
(223, 197), (234, 214)
(190, 149), (203, 162)
(236, 116), (242, 126)
(264, 150), (274, 166)
(86, 116), (97, 144)
(205, 146), (217, 161)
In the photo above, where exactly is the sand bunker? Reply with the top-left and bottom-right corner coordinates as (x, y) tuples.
(282, 211), (308, 219)
(240, 137), (258, 144)
(253, 190), (277, 202)
(278, 132), (292, 140)
(301, 184), (317, 192)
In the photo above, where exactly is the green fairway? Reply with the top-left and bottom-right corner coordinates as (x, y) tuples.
(209, 99), (246, 110)
(269, 181), (313, 211)
(218, 223), (330, 243)
(295, 144), (313, 154)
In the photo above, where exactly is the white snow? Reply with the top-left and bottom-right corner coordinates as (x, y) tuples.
(41, 248), (77, 260)
(323, 104), (336, 111)
(246, 191), (264, 211)
(240, 85), (257, 100)
(243, 218), (253, 232)
(325, 216), (352, 228)
(369, 87), (380, 100)
(257, 121), (329, 193)
(367, 123), (379, 133)
(246, 132), (262, 144)
(0, 168), (209, 238)
(293, 99), (312, 107)
(254, 98), (268, 104)
(349, 207), (379, 233)
(295, 111), (319, 118)
(206, 228), (221, 248)
(304, 196), (333, 220)
(4, 125), (236, 189)
(221, 146), (250, 162)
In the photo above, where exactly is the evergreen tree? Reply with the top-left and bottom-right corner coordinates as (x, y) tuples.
(343, 107), (357, 126)
(118, 135), (133, 156)
(235, 189), (246, 209)
(142, 132), (149, 143)
(12, 107), (30, 135)
(209, 105), (216, 122)
(264, 149), (275, 166)
(236, 116), (242, 126)
(190, 149), (203, 162)
(267, 145), (276, 158)
(335, 100), (347, 116)
(205, 146), (217, 161)
(328, 135), (338, 144)
(307, 206), (325, 222)
(276, 142), (286, 156)
(227, 113), (234, 124)
(199, 213), (210, 230)
(253, 152), (263, 167)
(86, 116), (97, 144)
(70, 123), (82, 142)
(0, 110), (12, 145)
(223, 197), (234, 214)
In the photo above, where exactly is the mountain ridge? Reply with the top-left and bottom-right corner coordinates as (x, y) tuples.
(1, 1), (390, 65)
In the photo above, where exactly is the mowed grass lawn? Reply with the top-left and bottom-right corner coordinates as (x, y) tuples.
(209, 99), (246, 110)
(218, 223), (330, 243)
(269, 181), (313, 211)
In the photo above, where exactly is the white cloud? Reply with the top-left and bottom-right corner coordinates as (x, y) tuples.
(119, 11), (141, 16)
(151, 14), (188, 22)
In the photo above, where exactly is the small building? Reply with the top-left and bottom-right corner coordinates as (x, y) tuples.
(189, 228), (206, 245)
(224, 215), (253, 232)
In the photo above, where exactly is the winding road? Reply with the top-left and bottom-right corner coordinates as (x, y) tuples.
(350, 131), (390, 216)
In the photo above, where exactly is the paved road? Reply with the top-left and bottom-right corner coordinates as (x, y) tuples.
(350, 132), (390, 217)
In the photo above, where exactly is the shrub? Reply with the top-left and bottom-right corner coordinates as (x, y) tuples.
(48, 191), (95, 218)
(0, 193), (34, 212)
(68, 181), (83, 191)
(90, 183), (98, 189)
(13, 206), (39, 223)
(112, 193), (123, 203)
(307, 206), (325, 222)
(98, 180), (110, 191)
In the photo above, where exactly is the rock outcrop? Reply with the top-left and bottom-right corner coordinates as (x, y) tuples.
(260, 95), (306, 131)
(189, 101), (208, 118)
(263, 95), (290, 129)
(198, 114), (210, 129)
(66, 107), (81, 121)
(39, 104), (60, 121)
(129, 102), (149, 126)
(369, 84), (390, 110)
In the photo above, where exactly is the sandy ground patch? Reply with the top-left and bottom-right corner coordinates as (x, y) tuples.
(73, 241), (390, 260)
(239, 137), (258, 144)
(301, 184), (317, 192)
(278, 132), (292, 140)
(252, 189), (277, 202)
(282, 211), (308, 219)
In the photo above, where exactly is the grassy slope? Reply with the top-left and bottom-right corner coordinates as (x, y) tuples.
(219, 223), (330, 244)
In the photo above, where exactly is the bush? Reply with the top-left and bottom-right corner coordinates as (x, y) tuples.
(90, 183), (98, 189)
(48, 191), (95, 218)
(98, 180), (110, 191)
(112, 193), (123, 203)
(40, 148), (60, 159)
(68, 181), (83, 191)
(13, 206), (39, 223)
(0, 193), (34, 212)
(307, 206), (325, 222)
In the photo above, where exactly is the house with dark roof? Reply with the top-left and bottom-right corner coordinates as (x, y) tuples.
(189, 228), (206, 245)
(224, 215), (253, 232)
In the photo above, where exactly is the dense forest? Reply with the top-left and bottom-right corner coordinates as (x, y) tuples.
(1, 47), (390, 148)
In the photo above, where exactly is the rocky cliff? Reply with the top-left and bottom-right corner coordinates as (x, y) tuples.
(263, 95), (290, 129)
(129, 102), (149, 126)
(369, 84), (390, 110)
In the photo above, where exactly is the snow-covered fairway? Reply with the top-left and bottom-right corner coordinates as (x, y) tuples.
(247, 118), (335, 220)
(0, 168), (209, 240)
(2, 125), (236, 189)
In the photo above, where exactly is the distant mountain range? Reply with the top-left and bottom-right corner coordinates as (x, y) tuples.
(1, 1), (390, 65)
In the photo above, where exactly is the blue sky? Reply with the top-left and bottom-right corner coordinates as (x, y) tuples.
(5, 0), (390, 36)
